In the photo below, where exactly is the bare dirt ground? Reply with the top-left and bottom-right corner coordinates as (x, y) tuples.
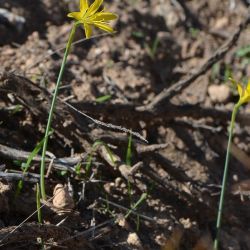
(0, 0), (250, 249)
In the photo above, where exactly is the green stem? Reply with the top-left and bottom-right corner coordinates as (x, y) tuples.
(214, 103), (240, 249)
(36, 183), (42, 224)
(40, 24), (76, 200)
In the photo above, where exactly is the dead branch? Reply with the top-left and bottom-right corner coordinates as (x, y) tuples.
(0, 70), (147, 143)
(0, 143), (86, 172)
(138, 14), (250, 112)
(0, 70), (96, 156)
(74, 101), (250, 126)
(0, 171), (39, 182)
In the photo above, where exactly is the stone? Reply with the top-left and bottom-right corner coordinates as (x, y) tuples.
(52, 184), (74, 209)
(208, 84), (231, 103)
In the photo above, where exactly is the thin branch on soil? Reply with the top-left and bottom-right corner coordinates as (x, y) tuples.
(207, 133), (250, 172)
(0, 143), (83, 167)
(62, 98), (148, 143)
(0, 71), (148, 143)
(136, 143), (169, 153)
(2, 71), (250, 137)
(56, 219), (115, 245)
(0, 143), (89, 172)
(0, 171), (39, 182)
(73, 101), (250, 126)
(98, 197), (155, 222)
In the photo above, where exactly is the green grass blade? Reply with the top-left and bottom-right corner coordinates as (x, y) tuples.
(126, 133), (132, 166)
(95, 95), (112, 103)
(16, 137), (46, 196)
(36, 183), (42, 224)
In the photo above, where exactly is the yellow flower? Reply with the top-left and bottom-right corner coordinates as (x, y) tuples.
(67, 0), (117, 39)
(230, 78), (250, 105)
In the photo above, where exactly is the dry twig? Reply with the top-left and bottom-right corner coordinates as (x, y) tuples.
(138, 14), (250, 111)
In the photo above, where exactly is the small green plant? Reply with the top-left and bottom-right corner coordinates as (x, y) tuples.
(211, 63), (220, 80)
(16, 137), (48, 195)
(132, 31), (144, 39)
(59, 170), (68, 176)
(126, 192), (148, 231)
(145, 36), (160, 60)
(189, 27), (200, 38)
(211, 63), (233, 82)
(6, 104), (23, 114)
(95, 94), (112, 103)
(103, 195), (117, 218)
(125, 133), (147, 230)
(224, 64), (232, 82)
(40, 0), (117, 199)
(126, 133), (133, 205)
(126, 133), (133, 166)
(236, 45), (250, 67)
(125, 192), (147, 219)
(75, 162), (82, 176)
(235, 45), (250, 59)
(214, 78), (250, 249)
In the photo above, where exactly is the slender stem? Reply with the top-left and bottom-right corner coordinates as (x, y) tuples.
(214, 103), (240, 249)
(36, 183), (42, 224)
(40, 25), (76, 199)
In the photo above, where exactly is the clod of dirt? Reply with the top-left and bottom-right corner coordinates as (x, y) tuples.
(127, 232), (143, 250)
(116, 215), (130, 230)
(0, 181), (11, 213)
(154, 2), (181, 30)
(103, 182), (115, 194)
(179, 217), (192, 229)
(214, 17), (229, 30)
(161, 226), (184, 250)
(231, 179), (250, 196)
(0, 8), (26, 33)
(208, 84), (231, 103)
(52, 184), (74, 210)
(193, 232), (213, 250)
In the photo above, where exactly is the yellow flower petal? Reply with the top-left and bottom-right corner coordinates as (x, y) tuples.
(87, 0), (103, 16)
(67, 0), (117, 39)
(93, 22), (114, 33)
(237, 81), (250, 104)
(67, 11), (82, 20)
(84, 23), (92, 39)
(80, 0), (89, 12)
(244, 86), (250, 102)
(94, 12), (118, 21)
(247, 80), (250, 92)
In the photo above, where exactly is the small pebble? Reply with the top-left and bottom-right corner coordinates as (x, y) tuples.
(127, 232), (143, 249)
(52, 184), (74, 209)
(208, 84), (231, 103)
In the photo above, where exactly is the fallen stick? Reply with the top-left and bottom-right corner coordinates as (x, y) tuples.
(138, 14), (250, 111)
(0, 171), (39, 182)
(0, 143), (86, 172)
